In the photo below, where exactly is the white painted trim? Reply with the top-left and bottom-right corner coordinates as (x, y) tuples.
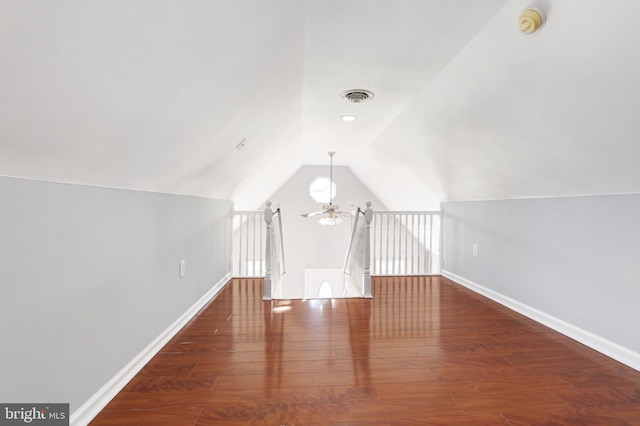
(442, 270), (640, 372)
(70, 273), (232, 426)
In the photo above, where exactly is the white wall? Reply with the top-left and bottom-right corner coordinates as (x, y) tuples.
(443, 194), (640, 369)
(0, 176), (232, 413)
(265, 165), (385, 298)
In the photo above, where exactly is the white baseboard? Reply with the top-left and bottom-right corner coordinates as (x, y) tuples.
(70, 273), (232, 426)
(442, 270), (640, 372)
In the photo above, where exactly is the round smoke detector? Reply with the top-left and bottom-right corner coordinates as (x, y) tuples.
(341, 89), (374, 103)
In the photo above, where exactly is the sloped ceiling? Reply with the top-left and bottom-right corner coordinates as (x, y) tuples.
(2, 0), (639, 211)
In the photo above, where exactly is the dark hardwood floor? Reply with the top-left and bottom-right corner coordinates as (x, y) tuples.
(91, 276), (640, 425)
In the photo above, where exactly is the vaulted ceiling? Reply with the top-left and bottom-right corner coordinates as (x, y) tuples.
(2, 1), (640, 210)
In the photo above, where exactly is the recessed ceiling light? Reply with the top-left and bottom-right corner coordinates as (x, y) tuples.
(341, 115), (357, 122)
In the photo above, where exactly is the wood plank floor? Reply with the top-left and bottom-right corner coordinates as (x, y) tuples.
(91, 276), (640, 425)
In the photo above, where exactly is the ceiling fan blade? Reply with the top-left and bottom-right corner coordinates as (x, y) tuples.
(301, 210), (326, 217)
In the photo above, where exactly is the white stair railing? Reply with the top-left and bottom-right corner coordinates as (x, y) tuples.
(263, 201), (286, 301)
(371, 210), (441, 275)
(343, 201), (373, 298)
(232, 210), (265, 277)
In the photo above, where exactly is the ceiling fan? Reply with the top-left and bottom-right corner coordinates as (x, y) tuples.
(302, 151), (350, 225)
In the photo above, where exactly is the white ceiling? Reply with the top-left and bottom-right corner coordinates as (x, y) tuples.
(2, 0), (640, 210)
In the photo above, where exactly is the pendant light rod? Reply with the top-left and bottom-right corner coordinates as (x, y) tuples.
(328, 151), (335, 205)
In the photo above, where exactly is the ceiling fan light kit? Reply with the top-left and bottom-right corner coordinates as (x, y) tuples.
(318, 215), (343, 226)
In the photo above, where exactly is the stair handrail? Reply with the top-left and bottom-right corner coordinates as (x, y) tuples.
(263, 200), (285, 300)
(343, 201), (373, 298)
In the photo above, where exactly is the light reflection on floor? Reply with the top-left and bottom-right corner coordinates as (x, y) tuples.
(274, 271), (362, 300)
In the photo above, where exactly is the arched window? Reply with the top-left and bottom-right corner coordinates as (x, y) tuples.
(318, 280), (333, 298)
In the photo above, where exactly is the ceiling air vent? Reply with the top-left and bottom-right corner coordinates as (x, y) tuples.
(341, 89), (374, 103)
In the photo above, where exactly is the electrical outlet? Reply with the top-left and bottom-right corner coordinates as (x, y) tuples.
(179, 260), (186, 278)
(473, 244), (479, 257)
